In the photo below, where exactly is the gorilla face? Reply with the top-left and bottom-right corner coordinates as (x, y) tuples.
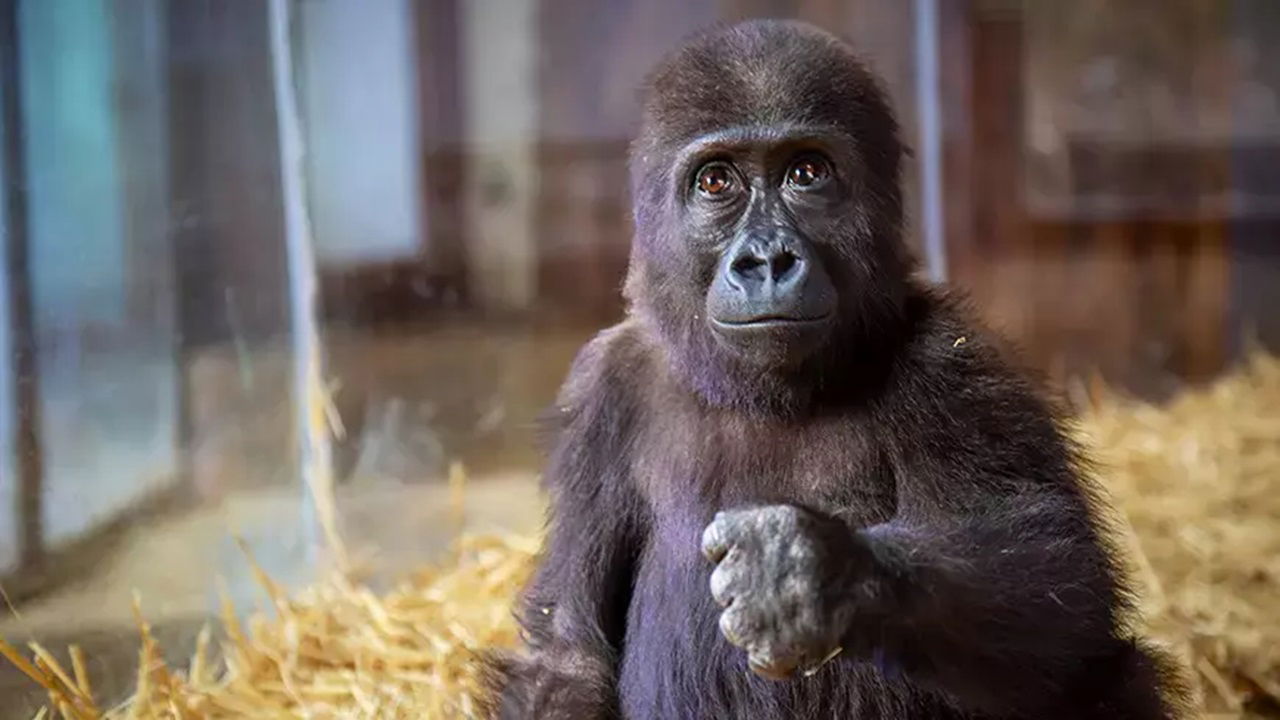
(624, 21), (912, 410)
(682, 128), (849, 367)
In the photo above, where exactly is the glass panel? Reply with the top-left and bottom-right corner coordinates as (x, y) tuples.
(0, 1), (1275, 716)
(19, 0), (179, 548)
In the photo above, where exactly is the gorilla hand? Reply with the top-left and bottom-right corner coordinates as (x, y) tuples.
(701, 505), (874, 680)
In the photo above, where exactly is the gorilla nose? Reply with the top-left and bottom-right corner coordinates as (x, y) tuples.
(727, 233), (809, 296)
(707, 229), (835, 331)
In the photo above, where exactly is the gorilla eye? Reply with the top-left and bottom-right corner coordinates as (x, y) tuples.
(695, 163), (735, 197)
(786, 156), (831, 188)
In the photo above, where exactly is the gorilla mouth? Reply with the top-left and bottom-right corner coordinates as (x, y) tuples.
(707, 312), (835, 366)
(710, 313), (832, 328)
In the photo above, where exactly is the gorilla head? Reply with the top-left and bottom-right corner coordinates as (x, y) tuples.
(624, 20), (914, 412)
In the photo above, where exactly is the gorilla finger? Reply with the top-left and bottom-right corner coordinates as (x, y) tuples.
(708, 555), (745, 607)
(748, 649), (801, 681)
(700, 512), (745, 561)
(717, 604), (760, 649)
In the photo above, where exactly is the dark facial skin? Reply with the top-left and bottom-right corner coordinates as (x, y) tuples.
(483, 19), (1188, 720)
(689, 129), (841, 366)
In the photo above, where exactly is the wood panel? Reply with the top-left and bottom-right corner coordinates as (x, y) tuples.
(533, 140), (631, 323)
(414, 0), (467, 281)
(342, 0), (1276, 395)
(533, 0), (715, 322)
(935, 2), (1280, 397)
(166, 0), (288, 348)
(530, 0), (920, 322)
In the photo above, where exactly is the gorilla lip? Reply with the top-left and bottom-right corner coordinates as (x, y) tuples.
(709, 314), (832, 329)
(708, 314), (835, 365)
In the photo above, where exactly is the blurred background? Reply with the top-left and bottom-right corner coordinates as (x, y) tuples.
(1, 0), (1278, 712)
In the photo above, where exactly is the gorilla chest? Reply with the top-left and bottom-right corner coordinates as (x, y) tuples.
(618, 415), (901, 718)
(633, 411), (897, 528)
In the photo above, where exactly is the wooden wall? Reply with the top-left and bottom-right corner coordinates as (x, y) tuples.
(330, 0), (1280, 393)
(945, 1), (1280, 396)
(167, 0), (289, 348)
(529, 0), (920, 324)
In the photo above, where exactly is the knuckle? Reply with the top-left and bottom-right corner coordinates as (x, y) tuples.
(718, 601), (769, 649)
(709, 566), (736, 605)
(700, 524), (728, 561)
(718, 607), (750, 646)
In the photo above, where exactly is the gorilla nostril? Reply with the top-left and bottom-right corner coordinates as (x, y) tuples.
(732, 255), (767, 280)
(772, 252), (798, 280)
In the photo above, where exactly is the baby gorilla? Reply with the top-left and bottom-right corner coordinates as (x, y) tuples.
(485, 19), (1186, 720)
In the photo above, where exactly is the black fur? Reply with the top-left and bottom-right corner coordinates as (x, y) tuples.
(483, 19), (1188, 720)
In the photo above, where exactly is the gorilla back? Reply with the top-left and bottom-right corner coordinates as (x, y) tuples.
(485, 19), (1186, 720)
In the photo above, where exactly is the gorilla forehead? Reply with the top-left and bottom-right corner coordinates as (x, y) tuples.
(633, 20), (894, 166)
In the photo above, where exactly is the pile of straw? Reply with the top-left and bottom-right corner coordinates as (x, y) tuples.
(1081, 351), (1280, 716)
(0, 533), (538, 719)
(3, 353), (1278, 718)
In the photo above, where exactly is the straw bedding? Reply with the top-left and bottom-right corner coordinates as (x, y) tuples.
(4, 353), (1279, 719)
(1079, 352), (1280, 716)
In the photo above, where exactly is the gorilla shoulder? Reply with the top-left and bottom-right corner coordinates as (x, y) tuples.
(552, 318), (658, 419)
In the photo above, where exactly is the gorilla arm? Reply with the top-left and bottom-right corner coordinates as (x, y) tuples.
(856, 349), (1131, 713)
(703, 340), (1176, 718)
(488, 335), (643, 719)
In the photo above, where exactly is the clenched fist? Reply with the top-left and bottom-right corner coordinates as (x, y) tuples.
(701, 505), (876, 679)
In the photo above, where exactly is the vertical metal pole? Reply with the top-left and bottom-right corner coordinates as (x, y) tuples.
(1, 0), (45, 571)
(914, 0), (947, 283)
(266, 0), (343, 569)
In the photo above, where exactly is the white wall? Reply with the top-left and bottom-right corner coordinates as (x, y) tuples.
(462, 0), (539, 310)
(299, 0), (424, 266)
